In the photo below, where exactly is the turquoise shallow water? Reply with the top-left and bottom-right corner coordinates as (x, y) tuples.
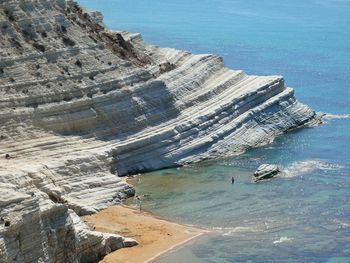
(78, 0), (350, 262)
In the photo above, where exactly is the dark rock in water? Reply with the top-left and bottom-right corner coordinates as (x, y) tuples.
(254, 164), (280, 182)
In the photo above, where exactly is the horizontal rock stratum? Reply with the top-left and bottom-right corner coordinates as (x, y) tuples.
(0, 0), (319, 262)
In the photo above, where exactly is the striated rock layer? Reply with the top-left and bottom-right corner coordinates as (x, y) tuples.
(0, 0), (319, 262)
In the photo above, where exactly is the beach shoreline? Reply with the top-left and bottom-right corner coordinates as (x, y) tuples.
(83, 205), (208, 263)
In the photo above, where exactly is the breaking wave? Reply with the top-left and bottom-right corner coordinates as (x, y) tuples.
(322, 113), (350, 119)
(212, 226), (258, 236)
(273, 236), (293, 244)
(281, 160), (344, 178)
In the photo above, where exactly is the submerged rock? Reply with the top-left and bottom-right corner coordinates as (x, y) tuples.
(254, 164), (280, 182)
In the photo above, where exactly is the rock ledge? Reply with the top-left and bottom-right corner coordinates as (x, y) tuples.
(0, 0), (318, 262)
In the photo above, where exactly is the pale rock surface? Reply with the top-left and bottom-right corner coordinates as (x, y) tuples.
(0, 0), (319, 262)
(254, 164), (280, 182)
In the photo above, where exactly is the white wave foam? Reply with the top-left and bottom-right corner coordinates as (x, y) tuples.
(273, 236), (293, 244)
(213, 219), (298, 236)
(281, 160), (343, 178)
(322, 113), (350, 119)
(212, 226), (257, 236)
(333, 219), (350, 228)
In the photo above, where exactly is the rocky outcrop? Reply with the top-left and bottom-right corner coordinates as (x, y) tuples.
(0, 0), (319, 262)
(254, 164), (280, 182)
(0, 196), (137, 263)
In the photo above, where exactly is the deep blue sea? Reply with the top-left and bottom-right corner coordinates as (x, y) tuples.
(78, 1), (350, 262)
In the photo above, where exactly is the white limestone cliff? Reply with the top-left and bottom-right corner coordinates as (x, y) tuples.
(0, 0), (320, 262)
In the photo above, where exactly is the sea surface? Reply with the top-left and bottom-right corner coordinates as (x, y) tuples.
(78, 0), (350, 262)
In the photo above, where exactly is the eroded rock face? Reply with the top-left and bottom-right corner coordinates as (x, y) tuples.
(0, 191), (137, 263)
(0, 0), (319, 261)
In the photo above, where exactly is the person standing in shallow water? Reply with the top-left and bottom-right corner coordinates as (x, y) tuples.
(231, 176), (235, 184)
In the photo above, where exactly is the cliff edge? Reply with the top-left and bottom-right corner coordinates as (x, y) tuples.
(0, 0), (319, 262)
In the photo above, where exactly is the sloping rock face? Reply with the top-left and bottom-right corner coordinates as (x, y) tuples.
(0, 0), (318, 262)
(0, 195), (137, 263)
(254, 164), (280, 182)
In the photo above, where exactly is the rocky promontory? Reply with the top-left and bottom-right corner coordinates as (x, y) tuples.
(0, 0), (319, 262)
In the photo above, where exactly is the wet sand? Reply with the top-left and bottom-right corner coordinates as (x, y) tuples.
(83, 205), (207, 263)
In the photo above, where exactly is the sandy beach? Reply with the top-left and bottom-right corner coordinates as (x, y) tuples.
(83, 205), (207, 263)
